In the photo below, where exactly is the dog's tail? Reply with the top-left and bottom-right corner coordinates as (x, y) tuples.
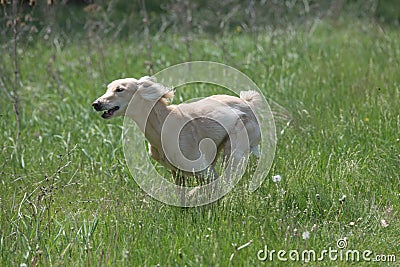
(240, 90), (262, 109)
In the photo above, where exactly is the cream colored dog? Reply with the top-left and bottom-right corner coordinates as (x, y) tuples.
(93, 76), (261, 185)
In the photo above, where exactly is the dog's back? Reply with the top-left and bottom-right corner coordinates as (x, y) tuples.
(168, 92), (261, 161)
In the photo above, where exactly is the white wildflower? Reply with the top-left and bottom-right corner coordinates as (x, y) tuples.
(272, 175), (282, 183)
(380, 219), (389, 228)
(302, 231), (310, 240)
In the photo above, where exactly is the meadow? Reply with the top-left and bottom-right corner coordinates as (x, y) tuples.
(1, 15), (399, 266)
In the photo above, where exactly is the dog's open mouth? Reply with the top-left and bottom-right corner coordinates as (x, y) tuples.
(101, 106), (119, 119)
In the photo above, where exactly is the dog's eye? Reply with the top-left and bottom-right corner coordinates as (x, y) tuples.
(115, 87), (124, 92)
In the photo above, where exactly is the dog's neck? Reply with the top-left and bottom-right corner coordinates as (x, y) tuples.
(125, 98), (171, 148)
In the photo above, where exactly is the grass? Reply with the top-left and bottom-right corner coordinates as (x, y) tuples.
(1, 18), (399, 266)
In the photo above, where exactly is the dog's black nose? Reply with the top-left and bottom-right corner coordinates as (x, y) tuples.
(92, 101), (101, 111)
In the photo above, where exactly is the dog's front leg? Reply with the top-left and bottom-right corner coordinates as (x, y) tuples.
(194, 165), (218, 185)
(172, 170), (186, 186)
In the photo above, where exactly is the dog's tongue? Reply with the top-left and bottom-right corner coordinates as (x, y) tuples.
(101, 106), (119, 119)
(102, 109), (114, 119)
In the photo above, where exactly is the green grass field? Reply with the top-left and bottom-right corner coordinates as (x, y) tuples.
(1, 18), (399, 266)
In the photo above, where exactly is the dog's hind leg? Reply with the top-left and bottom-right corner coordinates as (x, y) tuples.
(222, 120), (250, 186)
(250, 145), (260, 158)
(206, 165), (219, 184)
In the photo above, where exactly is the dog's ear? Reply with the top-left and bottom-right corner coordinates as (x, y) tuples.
(138, 82), (171, 101)
(137, 76), (157, 91)
(138, 76), (157, 83)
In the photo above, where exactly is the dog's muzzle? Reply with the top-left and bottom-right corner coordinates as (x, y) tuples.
(92, 101), (120, 119)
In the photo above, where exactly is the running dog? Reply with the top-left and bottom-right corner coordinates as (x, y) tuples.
(93, 76), (261, 185)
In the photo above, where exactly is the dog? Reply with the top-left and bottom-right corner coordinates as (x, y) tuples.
(93, 76), (261, 185)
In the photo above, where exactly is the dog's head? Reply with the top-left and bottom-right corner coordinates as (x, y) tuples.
(92, 76), (173, 119)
